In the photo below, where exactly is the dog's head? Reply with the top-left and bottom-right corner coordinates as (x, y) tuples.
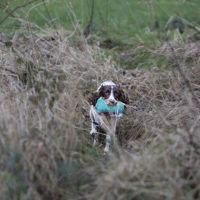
(88, 81), (129, 106)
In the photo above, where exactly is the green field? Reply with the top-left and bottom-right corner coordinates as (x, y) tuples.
(0, 0), (200, 42)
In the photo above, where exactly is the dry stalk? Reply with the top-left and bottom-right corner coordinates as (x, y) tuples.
(164, 17), (200, 107)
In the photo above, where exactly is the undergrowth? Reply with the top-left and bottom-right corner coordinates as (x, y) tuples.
(0, 22), (200, 200)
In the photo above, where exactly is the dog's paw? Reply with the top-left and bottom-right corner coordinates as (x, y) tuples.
(90, 129), (97, 136)
(104, 148), (112, 156)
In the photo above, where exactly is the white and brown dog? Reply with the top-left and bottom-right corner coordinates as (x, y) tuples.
(88, 81), (129, 153)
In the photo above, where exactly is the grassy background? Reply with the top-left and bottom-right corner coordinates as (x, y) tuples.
(1, 0), (199, 69)
(0, 0), (200, 42)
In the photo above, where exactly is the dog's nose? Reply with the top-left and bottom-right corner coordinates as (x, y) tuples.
(109, 99), (116, 105)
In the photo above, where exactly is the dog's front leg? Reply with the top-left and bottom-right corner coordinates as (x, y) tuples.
(90, 122), (99, 146)
(104, 134), (111, 154)
(89, 107), (99, 146)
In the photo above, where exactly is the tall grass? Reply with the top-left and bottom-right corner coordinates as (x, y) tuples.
(0, 3), (200, 200)
(0, 20), (200, 199)
(0, 21), (120, 199)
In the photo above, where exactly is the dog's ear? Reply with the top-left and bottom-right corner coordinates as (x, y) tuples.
(88, 91), (100, 106)
(118, 88), (129, 104)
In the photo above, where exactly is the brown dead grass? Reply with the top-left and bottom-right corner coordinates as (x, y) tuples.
(0, 26), (200, 199)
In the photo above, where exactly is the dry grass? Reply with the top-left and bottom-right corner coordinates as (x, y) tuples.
(0, 24), (200, 200)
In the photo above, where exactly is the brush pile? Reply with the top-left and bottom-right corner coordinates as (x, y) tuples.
(0, 28), (199, 199)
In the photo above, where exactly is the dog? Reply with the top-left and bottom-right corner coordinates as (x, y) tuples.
(88, 81), (129, 153)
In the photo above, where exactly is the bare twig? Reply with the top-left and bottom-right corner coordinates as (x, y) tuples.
(164, 17), (200, 107)
(176, 15), (200, 33)
(0, 0), (39, 25)
(83, 0), (95, 37)
(0, 67), (19, 76)
(165, 15), (200, 34)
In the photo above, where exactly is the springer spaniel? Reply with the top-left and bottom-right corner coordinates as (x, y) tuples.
(88, 81), (129, 153)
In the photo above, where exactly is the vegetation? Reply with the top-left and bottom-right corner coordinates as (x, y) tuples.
(1, 0), (200, 39)
(0, 0), (200, 200)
